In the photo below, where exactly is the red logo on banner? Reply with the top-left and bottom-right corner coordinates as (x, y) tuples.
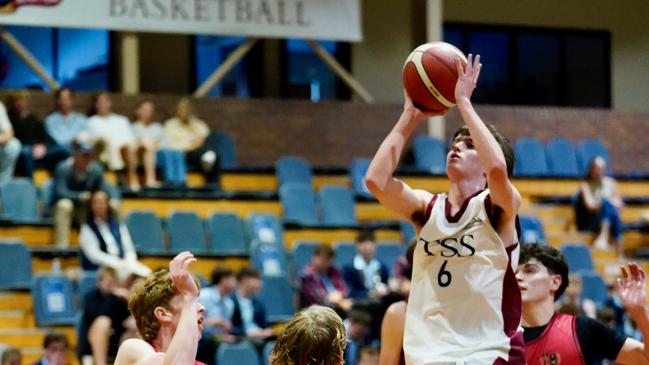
(0, 0), (62, 14)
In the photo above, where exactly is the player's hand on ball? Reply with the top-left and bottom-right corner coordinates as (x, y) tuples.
(403, 89), (446, 122)
(455, 53), (482, 105)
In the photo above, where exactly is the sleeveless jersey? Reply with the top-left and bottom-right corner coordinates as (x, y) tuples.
(525, 313), (585, 365)
(150, 343), (206, 365)
(403, 190), (525, 365)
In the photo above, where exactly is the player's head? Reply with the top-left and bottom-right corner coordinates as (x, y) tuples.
(312, 244), (335, 273)
(586, 155), (607, 180)
(237, 267), (262, 297)
(355, 229), (376, 262)
(42, 333), (68, 364)
(54, 87), (73, 111)
(447, 124), (514, 182)
(269, 305), (347, 365)
(210, 266), (237, 292)
(516, 244), (569, 304)
(129, 269), (204, 343)
(0, 347), (21, 365)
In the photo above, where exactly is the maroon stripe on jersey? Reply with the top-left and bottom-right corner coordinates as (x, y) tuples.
(484, 194), (522, 242)
(444, 189), (484, 223)
(494, 243), (526, 364)
(425, 194), (438, 221)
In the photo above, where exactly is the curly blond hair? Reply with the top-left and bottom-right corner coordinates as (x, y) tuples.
(128, 269), (178, 343)
(269, 306), (346, 365)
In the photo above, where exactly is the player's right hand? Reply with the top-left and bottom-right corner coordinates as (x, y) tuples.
(169, 251), (199, 300)
(403, 89), (445, 123)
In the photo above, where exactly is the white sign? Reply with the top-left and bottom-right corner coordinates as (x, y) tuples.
(0, 0), (362, 42)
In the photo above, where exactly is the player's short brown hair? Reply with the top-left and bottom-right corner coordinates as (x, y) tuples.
(451, 124), (515, 177)
(269, 305), (346, 365)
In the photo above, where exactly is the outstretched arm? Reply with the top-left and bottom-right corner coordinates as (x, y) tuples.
(616, 263), (649, 365)
(365, 92), (440, 228)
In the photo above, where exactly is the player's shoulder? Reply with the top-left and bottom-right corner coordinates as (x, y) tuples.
(114, 338), (157, 365)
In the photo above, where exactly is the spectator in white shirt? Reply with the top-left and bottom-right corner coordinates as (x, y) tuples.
(0, 100), (21, 184)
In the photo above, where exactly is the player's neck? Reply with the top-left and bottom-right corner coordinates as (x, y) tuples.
(151, 327), (173, 353)
(448, 180), (485, 209)
(522, 297), (555, 328)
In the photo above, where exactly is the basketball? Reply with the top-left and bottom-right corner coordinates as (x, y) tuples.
(403, 42), (468, 113)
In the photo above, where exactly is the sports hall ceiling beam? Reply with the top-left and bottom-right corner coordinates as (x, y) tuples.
(0, 26), (59, 90)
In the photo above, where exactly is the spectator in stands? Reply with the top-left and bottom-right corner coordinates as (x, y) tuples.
(343, 230), (390, 299)
(197, 266), (237, 364)
(32, 332), (68, 365)
(576, 156), (624, 255)
(0, 347), (20, 365)
(131, 99), (167, 188)
(393, 240), (415, 298)
(357, 347), (380, 365)
(0, 100), (21, 184)
(52, 134), (118, 247)
(557, 272), (596, 318)
(164, 98), (219, 184)
(87, 92), (144, 191)
(113, 252), (206, 365)
(300, 244), (352, 313)
(45, 88), (89, 152)
(230, 267), (273, 342)
(517, 243), (649, 364)
(269, 305), (346, 365)
(79, 189), (151, 278)
(344, 310), (373, 365)
(6, 90), (68, 177)
(78, 267), (132, 365)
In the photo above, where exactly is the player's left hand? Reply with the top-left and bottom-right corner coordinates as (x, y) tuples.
(618, 262), (647, 318)
(454, 53), (482, 104)
(170, 251), (199, 300)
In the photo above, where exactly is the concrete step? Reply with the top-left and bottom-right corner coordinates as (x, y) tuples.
(0, 310), (35, 328)
(0, 292), (32, 311)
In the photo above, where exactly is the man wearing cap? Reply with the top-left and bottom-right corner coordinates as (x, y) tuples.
(53, 134), (119, 247)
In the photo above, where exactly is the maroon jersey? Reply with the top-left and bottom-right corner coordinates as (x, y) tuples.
(525, 313), (585, 365)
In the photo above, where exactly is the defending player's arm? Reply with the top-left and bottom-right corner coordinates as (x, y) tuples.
(379, 302), (406, 365)
(454, 55), (521, 240)
(365, 93), (439, 227)
(615, 263), (649, 365)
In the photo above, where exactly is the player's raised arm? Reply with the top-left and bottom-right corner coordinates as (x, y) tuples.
(365, 93), (440, 227)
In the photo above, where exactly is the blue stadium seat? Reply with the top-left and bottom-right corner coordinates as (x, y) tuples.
(333, 241), (356, 269)
(276, 156), (313, 187)
(580, 270), (609, 307)
(258, 275), (295, 323)
(519, 215), (546, 244)
(247, 213), (284, 247)
(577, 139), (611, 176)
(32, 274), (77, 326)
(207, 212), (248, 255)
(167, 211), (208, 254)
(279, 183), (319, 226)
(375, 241), (405, 276)
(546, 138), (580, 177)
(349, 159), (374, 199)
(400, 220), (416, 244)
(216, 341), (260, 365)
(319, 185), (356, 227)
(0, 178), (39, 222)
(250, 243), (289, 277)
(262, 341), (275, 365)
(214, 131), (238, 169)
(125, 210), (166, 254)
(292, 241), (318, 276)
(0, 241), (32, 290)
(413, 135), (446, 174)
(514, 138), (548, 177)
(561, 242), (594, 273)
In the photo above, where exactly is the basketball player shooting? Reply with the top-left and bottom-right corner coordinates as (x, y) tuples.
(366, 53), (525, 364)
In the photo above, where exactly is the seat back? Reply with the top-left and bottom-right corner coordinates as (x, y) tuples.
(0, 241), (32, 290)
(250, 243), (289, 277)
(167, 211), (207, 254)
(514, 138), (548, 177)
(247, 213), (284, 246)
(333, 241), (356, 269)
(519, 215), (546, 244)
(125, 210), (166, 254)
(375, 242), (405, 276)
(32, 274), (77, 326)
(292, 241), (318, 275)
(276, 156), (313, 187)
(561, 242), (594, 273)
(400, 220), (416, 244)
(577, 139), (611, 176)
(0, 178), (39, 222)
(207, 212), (248, 255)
(319, 185), (356, 226)
(413, 135), (446, 174)
(349, 159), (373, 199)
(580, 270), (609, 307)
(258, 275), (295, 323)
(216, 341), (260, 365)
(279, 183), (319, 225)
(546, 138), (580, 177)
(214, 131), (238, 169)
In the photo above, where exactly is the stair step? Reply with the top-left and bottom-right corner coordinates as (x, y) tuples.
(0, 292), (32, 311)
(0, 310), (35, 327)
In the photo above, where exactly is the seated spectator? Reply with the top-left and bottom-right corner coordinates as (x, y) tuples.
(0, 100), (21, 184)
(88, 92), (144, 191)
(131, 99), (167, 188)
(32, 332), (68, 365)
(164, 98), (220, 184)
(0, 347), (21, 365)
(300, 244), (352, 313)
(269, 305), (346, 365)
(343, 230), (390, 299)
(393, 240), (416, 298)
(344, 310), (373, 365)
(197, 266), (237, 365)
(52, 134), (118, 247)
(45, 88), (89, 152)
(79, 189), (151, 279)
(357, 346), (380, 365)
(575, 156), (624, 255)
(556, 273), (596, 318)
(78, 267), (131, 365)
(230, 267), (273, 341)
(6, 90), (68, 177)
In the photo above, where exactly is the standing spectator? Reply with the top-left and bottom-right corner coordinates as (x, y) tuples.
(0, 347), (21, 365)
(45, 88), (89, 151)
(164, 98), (220, 185)
(79, 190), (151, 279)
(52, 134), (118, 247)
(131, 100), (167, 188)
(576, 156), (624, 255)
(342, 230), (390, 300)
(6, 90), (68, 177)
(32, 332), (68, 365)
(0, 100), (21, 184)
(300, 244), (352, 313)
(230, 267), (272, 341)
(87, 92), (143, 191)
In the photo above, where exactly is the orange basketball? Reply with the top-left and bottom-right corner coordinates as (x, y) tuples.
(403, 42), (468, 114)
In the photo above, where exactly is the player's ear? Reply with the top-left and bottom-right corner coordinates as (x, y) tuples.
(550, 274), (562, 292)
(154, 306), (173, 323)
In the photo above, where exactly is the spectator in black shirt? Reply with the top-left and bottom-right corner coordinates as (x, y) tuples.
(516, 243), (649, 365)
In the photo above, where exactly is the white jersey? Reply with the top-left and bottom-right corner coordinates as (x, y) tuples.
(403, 190), (525, 365)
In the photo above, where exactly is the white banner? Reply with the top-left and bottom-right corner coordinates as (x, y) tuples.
(0, 0), (362, 41)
